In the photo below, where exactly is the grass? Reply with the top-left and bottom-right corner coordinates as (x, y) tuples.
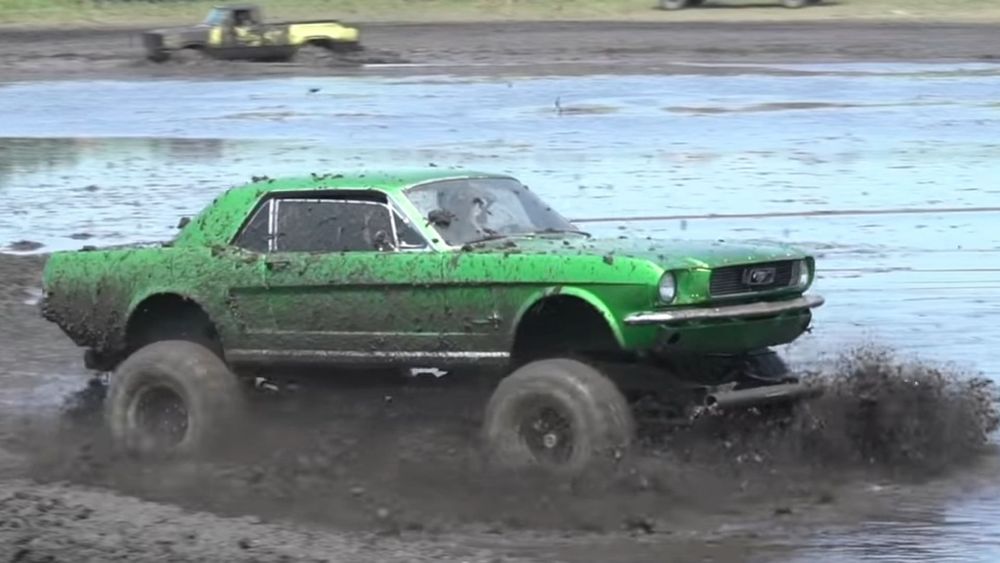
(2, 0), (1000, 26)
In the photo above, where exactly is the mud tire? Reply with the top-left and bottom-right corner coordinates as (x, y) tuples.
(107, 340), (244, 457)
(147, 50), (170, 63)
(329, 41), (363, 53)
(483, 358), (634, 474)
(295, 43), (334, 64)
(745, 350), (791, 384)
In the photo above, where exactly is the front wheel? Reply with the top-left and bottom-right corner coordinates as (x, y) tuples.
(329, 41), (363, 53)
(106, 340), (244, 457)
(482, 358), (634, 474)
(146, 50), (170, 63)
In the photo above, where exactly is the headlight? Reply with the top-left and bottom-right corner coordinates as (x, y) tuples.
(659, 272), (676, 303)
(796, 259), (811, 287)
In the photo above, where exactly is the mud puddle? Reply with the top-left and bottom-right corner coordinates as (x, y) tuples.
(1, 344), (995, 563)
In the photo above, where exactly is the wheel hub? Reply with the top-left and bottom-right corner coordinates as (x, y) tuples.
(542, 432), (559, 449)
(520, 404), (574, 464)
(133, 385), (189, 449)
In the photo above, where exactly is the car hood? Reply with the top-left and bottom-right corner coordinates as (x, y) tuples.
(467, 235), (807, 270)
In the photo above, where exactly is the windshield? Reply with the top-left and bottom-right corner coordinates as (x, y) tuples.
(203, 8), (227, 25)
(406, 178), (581, 246)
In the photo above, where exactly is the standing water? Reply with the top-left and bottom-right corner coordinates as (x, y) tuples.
(1, 62), (999, 561)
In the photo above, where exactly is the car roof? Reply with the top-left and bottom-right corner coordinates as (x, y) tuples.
(233, 168), (514, 196)
(173, 168), (516, 247)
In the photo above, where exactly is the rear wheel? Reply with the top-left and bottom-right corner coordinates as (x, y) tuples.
(106, 340), (244, 457)
(483, 358), (634, 474)
(169, 47), (210, 64)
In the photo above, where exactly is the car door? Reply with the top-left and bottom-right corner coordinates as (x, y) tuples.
(250, 194), (449, 362)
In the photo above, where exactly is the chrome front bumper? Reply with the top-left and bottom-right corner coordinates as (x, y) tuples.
(624, 294), (825, 326)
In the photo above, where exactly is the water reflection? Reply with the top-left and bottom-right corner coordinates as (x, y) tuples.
(0, 137), (80, 188)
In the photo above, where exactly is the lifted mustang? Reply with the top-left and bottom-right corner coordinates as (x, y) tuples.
(42, 169), (824, 472)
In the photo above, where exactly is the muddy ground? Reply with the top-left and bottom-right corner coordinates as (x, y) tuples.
(1, 21), (1000, 81)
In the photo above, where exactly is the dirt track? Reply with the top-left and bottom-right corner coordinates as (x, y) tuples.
(1, 20), (1000, 81)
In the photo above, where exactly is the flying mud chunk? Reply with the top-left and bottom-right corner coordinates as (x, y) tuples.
(39, 168), (824, 475)
(793, 348), (999, 472)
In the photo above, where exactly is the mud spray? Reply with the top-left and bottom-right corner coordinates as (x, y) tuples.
(13, 347), (996, 537)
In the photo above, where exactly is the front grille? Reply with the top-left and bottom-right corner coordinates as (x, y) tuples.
(710, 260), (796, 297)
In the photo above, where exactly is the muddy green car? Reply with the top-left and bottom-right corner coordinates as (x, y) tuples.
(42, 169), (823, 471)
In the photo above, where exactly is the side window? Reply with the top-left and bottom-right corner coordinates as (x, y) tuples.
(394, 212), (426, 249)
(233, 9), (254, 25)
(234, 201), (271, 252)
(275, 199), (394, 252)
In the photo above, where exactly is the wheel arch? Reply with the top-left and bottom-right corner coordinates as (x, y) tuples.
(508, 286), (626, 365)
(123, 290), (225, 354)
(510, 286), (625, 345)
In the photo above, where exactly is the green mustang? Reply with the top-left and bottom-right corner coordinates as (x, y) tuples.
(42, 169), (823, 470)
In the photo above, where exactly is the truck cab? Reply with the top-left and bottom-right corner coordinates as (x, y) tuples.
(203, 4), (263, 29)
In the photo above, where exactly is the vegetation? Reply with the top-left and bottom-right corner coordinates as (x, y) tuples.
(2, 0), (1000, 26)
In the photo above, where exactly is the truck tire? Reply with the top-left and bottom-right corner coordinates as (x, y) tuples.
(147, 50), (170, 63)
(744, 349), (791, 385)
(296, 43), (334, 64)
(660, 0), (689, 10)
(483, 358), (634, 474)
(329, 41), (363, 53)
(106, 340), (244, 457)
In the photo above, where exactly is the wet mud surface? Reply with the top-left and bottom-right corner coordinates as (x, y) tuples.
(2, 27), (1000, 561)
(2, 21), (1000, 81)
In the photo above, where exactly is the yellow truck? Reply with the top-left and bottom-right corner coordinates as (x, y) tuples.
(142, 4), (361, 62)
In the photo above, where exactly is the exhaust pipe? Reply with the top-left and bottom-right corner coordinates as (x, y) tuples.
(705, 382), (822, 410)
